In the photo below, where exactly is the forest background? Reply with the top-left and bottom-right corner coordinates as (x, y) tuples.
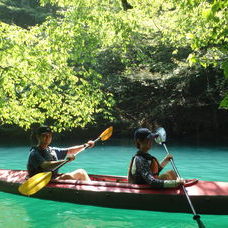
(0, 0), (227, 143)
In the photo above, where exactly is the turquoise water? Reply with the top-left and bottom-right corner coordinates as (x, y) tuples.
(0, 139), (228, 228)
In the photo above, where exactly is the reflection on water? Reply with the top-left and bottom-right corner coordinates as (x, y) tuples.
(0, 141), (228, 228)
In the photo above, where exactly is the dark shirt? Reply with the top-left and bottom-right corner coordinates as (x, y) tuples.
(128, 151), (164, 188)
(27, 146), (68, 177)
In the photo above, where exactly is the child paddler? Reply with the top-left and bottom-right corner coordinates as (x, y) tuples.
(128, 128), (184, 188)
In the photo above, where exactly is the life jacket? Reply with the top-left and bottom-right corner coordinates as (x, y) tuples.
(150, 156), (162, 178)
(128, 151), (162, 183)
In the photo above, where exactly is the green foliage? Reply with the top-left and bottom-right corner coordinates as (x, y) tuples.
(127, 0), (228, 108)
(172, 0), (227, 66)
(0, 20), (115, 131)
(0, 0), (57, 27)
(0, 0), (147, 132)
(161, 0), (228, 107)
(220, 94), (228, 109)
(0, 0), (227, 133)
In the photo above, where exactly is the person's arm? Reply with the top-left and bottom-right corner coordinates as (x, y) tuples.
(40, 159), (68, 171)
(135, 157), (184, 188)
(160, 154), (173, 169)
(135, 156), (164, 188)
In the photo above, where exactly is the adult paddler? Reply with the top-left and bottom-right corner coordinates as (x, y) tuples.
(27, 126), (95, 181)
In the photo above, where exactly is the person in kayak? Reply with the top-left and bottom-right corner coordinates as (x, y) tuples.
(27, 126), (94, 181)
(128, 128), (184, 188)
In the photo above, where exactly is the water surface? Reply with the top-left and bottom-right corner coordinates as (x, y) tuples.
(0, 139), (228, 228)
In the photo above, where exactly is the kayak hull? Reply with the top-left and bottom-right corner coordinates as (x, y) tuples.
(0, 169), (228, 215)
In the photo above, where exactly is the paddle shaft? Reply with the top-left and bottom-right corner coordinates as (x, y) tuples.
(162, 143), (206, 228)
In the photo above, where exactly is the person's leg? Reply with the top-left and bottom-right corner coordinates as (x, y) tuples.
(158, 170), (177, 180)
(56, 169), (91, 181)
(70, 169), (91, 181)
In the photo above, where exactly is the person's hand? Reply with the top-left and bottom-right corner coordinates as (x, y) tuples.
(176, 178), (185, 185)
(66, 154), (75, 162)
(86, 140), (95, 148)
(165, 154), (173, 161)
(164, 178), (185, 188)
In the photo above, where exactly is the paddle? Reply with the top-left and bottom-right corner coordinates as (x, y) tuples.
(18, 126), (113, 196)
(155, 127), (206, 228)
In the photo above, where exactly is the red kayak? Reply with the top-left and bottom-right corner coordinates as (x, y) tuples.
(0, 169), (227, 215)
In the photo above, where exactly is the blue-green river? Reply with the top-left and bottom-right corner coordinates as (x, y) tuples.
(0, 139), (228, 228)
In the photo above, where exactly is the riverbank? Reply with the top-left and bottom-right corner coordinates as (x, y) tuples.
(0, 122), (227, 147)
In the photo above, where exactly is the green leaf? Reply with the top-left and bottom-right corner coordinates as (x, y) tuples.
(222, 62), (228, 79)
(220, 94), (228, 109)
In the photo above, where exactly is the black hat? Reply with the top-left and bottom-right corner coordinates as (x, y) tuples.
(36, 126), (52, 135)
(134, 128), (157, 141)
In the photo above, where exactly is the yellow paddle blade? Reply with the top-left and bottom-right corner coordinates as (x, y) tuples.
(99, 126), (113, 141)
(18, 172), (52, 196)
